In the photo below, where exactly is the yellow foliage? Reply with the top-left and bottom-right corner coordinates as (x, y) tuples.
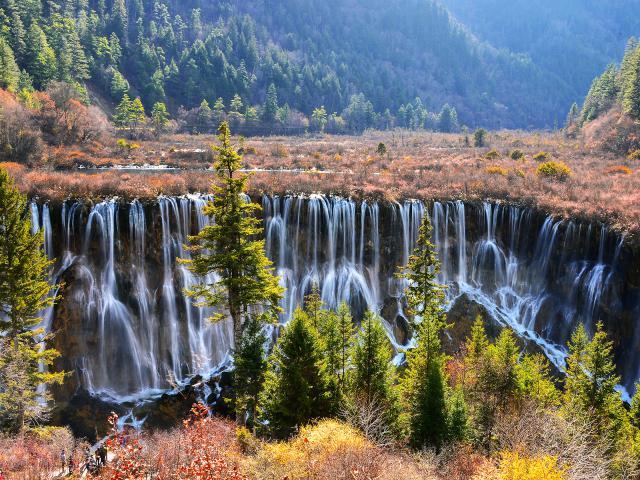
(497, 450), (567, 480)
(247, 420), (376, 480)
(486, 165), (508, 176)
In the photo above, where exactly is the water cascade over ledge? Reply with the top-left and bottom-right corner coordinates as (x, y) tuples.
(30, 195), (640, 403)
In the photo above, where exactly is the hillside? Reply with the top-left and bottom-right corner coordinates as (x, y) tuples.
(0, 0), (600, 129)
(441, 0), (640, 108)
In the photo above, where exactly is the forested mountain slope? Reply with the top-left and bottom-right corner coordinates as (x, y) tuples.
(441, 0), (640, 108)
(0, 0), (635, 129)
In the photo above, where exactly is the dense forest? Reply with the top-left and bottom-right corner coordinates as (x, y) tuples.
(0, 0), (618, 132)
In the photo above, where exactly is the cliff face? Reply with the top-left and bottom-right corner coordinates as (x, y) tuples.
(32, 196), (640, 424)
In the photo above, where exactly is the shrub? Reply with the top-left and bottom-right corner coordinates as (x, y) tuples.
(272, 144), (289, 158)
(606, 165), (633, 175)
(536, 161), (572, 181)
(485, 149), (500, 159)
(377, 142), (387, 156)
(486, 165), (508, 176)
(497, 450), (567, 480)
(533, 151), (550, 162)
(333, 153), (343, 162)
(628, 149), (640, 161)
(247, 420), (385, 480)
(510, 149), (525, 160)
(474, 128), (488, 147)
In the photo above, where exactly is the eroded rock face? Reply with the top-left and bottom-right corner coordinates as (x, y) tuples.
(31, 196), (640, 433)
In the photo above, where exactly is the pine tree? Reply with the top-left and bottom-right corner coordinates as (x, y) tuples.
(24, 23), (57, 89)
(197, 99), (212, 132)
(622, 48), (640, 120)
(113, 93), (133, 130)
(565, 102), (579, 127)
(564, 323), (624, 434)
(263, 83), (278, 123)
(0, 168), (63, 432)
(234, 316), (267, 430)
(151, 101), (170, 137)
(213, 97), (225, 123)
(351, 311), (394, 404)
(230, 94), (243, 113)
(397, 213), (451, 449)
(0, 37), (19, 91)
(258, 309), (331, 438)
(184, 123), (283, 424)
(447, 386), (469, 442)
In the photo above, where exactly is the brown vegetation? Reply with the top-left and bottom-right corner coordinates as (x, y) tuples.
(2, 121), (639, 234)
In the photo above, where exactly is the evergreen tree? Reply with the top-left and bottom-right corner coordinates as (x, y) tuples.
(437, 104), (458, 133)
(230, 94), (243, 113)
(24, 23), (57, 89)
(114, 95), (146, 136)
(397, 213), (450, 449)
(447, 386), (469, 442)
(234, 316), (267, 430)
(213, 97), (225, 123)
(565, 102), (579, 127)
(263, 83), (278, 122)
(197, 99), (212, 132)
(0, 168), (63, 432)
(564, 323), (625, 434)
(258, 309), (331, 438)
(0, 37), (19, 91)
(151, 101), (170, 137)
(622, 48), (640, 120)
(113, 93), (133, 129)
(184, 123), (283, 424)
(350, 311), (394, 405)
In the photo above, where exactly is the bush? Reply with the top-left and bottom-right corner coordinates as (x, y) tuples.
(536, 161), (572, 181)
(486, 165), (508, 176)
(510, 149), (525, 160)
(247, 420), (385, 480)
(497, 450), (567, 480)
(533, 151), (550, 162)
(474, 128), (488, 147)
(628, 149), (640, 161)
(485, 149), (500, 159)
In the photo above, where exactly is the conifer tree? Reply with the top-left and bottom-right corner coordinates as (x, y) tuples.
(564, 323), (625, 434)
(113, 93), (133, 129)
(151, 101), (170, 137)
(197, 99), (212, 132)
(258, 309), (331, 438)
(24, 23), (57, 89)
(0, 168), (63, 432)
(0, 37), (19, 91)
(351, 311), (394, 405)
(184, 122), (283, 424)
(398, 213), (450, 449)
(622, 48), (640, 120)
(263, 83), (278, 122)
(230, 94), (243, 113)
(234, 316), (267, 430)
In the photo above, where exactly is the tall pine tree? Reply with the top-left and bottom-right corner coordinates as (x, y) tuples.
(184, 122), (283, 423)
(0, 168), (63, 432)
(397, 213), (450, 449)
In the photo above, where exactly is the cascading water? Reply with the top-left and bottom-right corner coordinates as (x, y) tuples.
(30, 195), (639, 402)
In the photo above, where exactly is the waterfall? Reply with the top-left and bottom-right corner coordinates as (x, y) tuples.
(30, 195), (638, 402)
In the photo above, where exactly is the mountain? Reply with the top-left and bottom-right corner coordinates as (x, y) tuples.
(0, 0), (636, 130)
(440, 0), (640, 110)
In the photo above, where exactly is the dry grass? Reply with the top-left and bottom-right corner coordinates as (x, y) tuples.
(9, 129), (640, 235)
